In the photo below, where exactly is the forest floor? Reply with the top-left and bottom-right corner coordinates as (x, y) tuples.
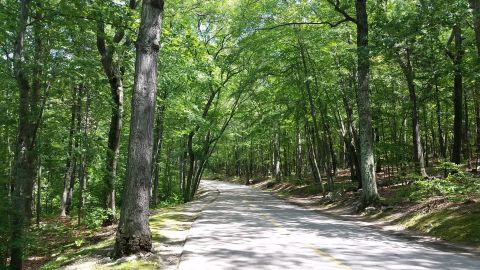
(32, 184), (219, 270)
(218, 169), (480, 252)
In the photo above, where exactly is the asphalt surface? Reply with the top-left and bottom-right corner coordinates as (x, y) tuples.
(178, 180), (480, 270)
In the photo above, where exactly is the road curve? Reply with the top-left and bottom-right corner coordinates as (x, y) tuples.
(178, 180), (480, 270)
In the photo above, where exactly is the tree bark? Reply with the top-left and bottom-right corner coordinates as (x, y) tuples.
(355, 0), (378, 206)
(113, 0), (164, 258)
(10, 0), (36, 268)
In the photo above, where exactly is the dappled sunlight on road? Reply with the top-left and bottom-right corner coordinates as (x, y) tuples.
(178, 181), (480, 270)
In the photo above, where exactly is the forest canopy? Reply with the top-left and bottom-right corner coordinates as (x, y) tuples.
(1, 0), (479, 268)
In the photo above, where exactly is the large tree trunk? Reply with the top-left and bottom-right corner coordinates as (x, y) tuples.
(469, 0), (480, 168)
(10, 0), (36, 268)
(355, 0), (378, 206)
(113, 0), (164, 258)
(450, 25), (463, 164)
(398, 48), (428, 177)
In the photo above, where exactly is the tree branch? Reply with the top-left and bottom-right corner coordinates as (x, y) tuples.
(326, 0), (357, 24)
(259, 19), (349, 31)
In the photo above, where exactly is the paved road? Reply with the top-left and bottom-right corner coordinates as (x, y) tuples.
(178, 181), (480, 270)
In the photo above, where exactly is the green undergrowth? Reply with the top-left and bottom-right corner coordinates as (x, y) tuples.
(399, 205), (480, 244)
(95, 260), (160, 270)
(39, 204), (192, 269)
(39, 238), (114, 270)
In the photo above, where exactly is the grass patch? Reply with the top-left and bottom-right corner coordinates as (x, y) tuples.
(39, 239), (113, 270)
(401, 204), (480, 244)
(96, 260), (159, 270)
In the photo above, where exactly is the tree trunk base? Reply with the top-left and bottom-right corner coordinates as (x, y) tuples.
(113, 232), (152, 259)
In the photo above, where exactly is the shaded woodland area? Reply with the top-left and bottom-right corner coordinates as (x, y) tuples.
(1, 0), (480, 269)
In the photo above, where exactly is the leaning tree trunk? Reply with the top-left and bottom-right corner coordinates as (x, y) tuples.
(398, 48), (428, 177)
(103, 79), (122, 219)
(96, 20), (125, 221)
(305, 125), (324, 195)
(113, 0), (164, 258)
(355, 0), (378, 206)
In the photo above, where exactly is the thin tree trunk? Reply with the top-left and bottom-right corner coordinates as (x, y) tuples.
(78, 88), (90, 225)
(476, 102), (480, 168)
(151, 94), (166, 207)
(297, 34), (325, 186)
(339, 76), (362, 188)
(36, 159), (42, 226)
(273, 128), (281, 182)
(295, 126), (303, 179)
(464, 90), (471, 168)
(305, 124), (324, 195)
(113, 0), (164, 258)
(61, 85), (78, 217)
(435, 82), (446, 159)
(65, 84), (83, 216)
(450, 25), (463, 164)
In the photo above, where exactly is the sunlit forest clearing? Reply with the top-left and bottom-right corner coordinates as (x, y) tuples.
(1, 0), (480, 269)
